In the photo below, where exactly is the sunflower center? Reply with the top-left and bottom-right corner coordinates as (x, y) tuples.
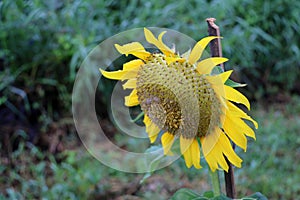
(136, 53), (222, 138)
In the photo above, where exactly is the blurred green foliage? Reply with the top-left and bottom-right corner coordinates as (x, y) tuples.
(1, 0), (300, 116)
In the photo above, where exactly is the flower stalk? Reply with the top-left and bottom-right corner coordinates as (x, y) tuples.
(209, 170), (221, 197)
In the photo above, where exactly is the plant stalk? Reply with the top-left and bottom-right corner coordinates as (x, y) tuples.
(209, 170), (221, 197)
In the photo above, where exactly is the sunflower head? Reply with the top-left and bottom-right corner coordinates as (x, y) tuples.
(100, 28), (258, 172)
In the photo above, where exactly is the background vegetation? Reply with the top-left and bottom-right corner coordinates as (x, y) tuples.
(1, 0), (299, 199)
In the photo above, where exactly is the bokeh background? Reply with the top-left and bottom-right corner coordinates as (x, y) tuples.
(1, 0), (299, 199)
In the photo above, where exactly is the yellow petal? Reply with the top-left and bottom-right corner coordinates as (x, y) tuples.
(125, 89), (139, 106)
(226, 113), (256, 140)
(211, 142), (229, 171)
(115, 42), (145, 55)
(196, 57), (228, 75)
(188, 36), (219, 64)
(100, 69), (138, 81)
(235, 117), (256, 139)
(144, 28), (174, 57)
(180, 136), (193, 168)
(201, 127), (220, 157)
(190, 139), (201, 169)
(219, 70), (233, 83)
(123, 79), (137, 89)
(203, 151), (218, 172)
(143, 115), (160, 143)
(223, 114), (247, 151)
(205, 76), (226, 108)
(218, 132), (242, 168)
(200, 129), (221, 171)
(201, 129), (242, 172)
(224, 85), (250, 110)
(123, 59), (144, 71)
(115, 42), (151, 60)
(143, 114), (151, 126)
(227, 101), (258, 128)
(165, 57), (185, 65)
(131, 52), (151, 60)
(161, 132), (175, 155)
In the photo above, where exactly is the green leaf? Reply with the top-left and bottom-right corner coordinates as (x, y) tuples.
(170, 188), (204, 200)
(203, 191), (214, 198)
(170, 189), (231, 200)
(242, 192), (268, 200)
(212, 195), (232, 200)
(225, 79), (247, 88)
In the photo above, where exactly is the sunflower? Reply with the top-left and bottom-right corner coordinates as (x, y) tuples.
(100, 28), (258, 172)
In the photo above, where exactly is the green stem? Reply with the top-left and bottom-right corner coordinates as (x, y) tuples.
(209, 170), (221, 197)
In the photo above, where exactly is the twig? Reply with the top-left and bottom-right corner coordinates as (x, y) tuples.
(206, 17), (236, 199)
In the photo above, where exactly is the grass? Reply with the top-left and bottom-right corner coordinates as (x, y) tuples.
(1, 97), (300, 199)
(235, 99), (300, 199)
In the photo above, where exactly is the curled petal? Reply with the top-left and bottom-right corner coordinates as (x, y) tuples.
(144, 28), (174, 57)
(189, 36), (219, 64)
(115, 42), (150, 60)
